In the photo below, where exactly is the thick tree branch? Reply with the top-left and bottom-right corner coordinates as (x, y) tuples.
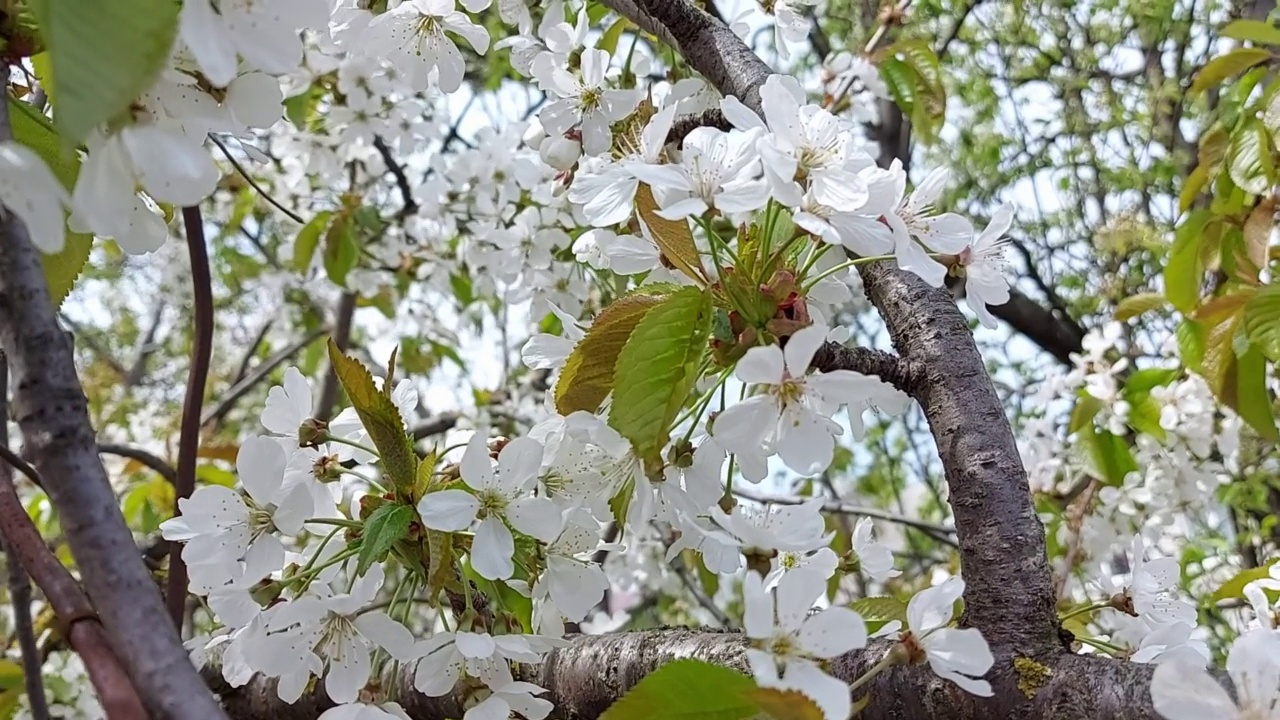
(168, 205), (215, 629)
(207, 630), (1167, 720)
(0, 93), (227, 720)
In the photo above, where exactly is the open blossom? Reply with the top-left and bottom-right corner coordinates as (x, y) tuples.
(1151, 628), (1280, 720)
(416, 433), (560, 580)
(632, 126), (769, 220)
(364, 0), (490, 93)
(160, 436), (312, 592)
(852, 517), (899, 582)
(713, 324), (910, 475)
(568, 105), (677, 226)
(540, 48), (643, 156)
(180, 0), (329, 87)
(899, 577), (994, 696)
(956, 204), (1015, 328)
(0, 141), (70, 253)
(532, 510), (611, 626)
(261, 367), (315, 440)
(1122, 535), (1196, 625)
(744, 569), (867, 720)
(882, 160), (974, 287)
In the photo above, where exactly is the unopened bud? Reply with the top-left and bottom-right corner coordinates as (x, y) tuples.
(298, 418), (328, 447)
(540, 136), (582, 172)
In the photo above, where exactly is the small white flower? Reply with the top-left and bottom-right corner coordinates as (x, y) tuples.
(1130, 621), (1209, 666)
(0, 142), (71, 253)
(568, 105), (677, 227)
(364, 0), (490, 93)
(261, 367), (314, 439)
(882, 160), (974, 287)
(901, 577), (995, 696)
(957, 204), (1015, 329)
(1125, 535), (1196, 625)
(180, 0), (329, 86)
(1151, 628), (1280, 720)
(631, 126), (769, 220)
(533, 510), (611, 623)
(540, 48), (643, 156)
(318, 700), (411, 720)
(416, 433), (560, 580)
(852, 517), (899, 582)
(713, 324), (910, 475)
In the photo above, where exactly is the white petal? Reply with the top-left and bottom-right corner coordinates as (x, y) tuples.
(742, 571), (773, 640)
(354, 613), (417, 662)
(798, 607), (867, 658)
(455, 631), (496, 659)
(460, 431), (495, 490)
(237, 435), (287, 504)
(783, 325), (827, 377)
(736, 345), (785, 385)
(1150, 661), (1238, 720)
(416, 490), (480, 531)
(472, 517), (515, 580)
(507, 496), (561, 543)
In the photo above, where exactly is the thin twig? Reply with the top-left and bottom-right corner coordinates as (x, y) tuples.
(733, 486), (959, 546)
(0, 356), (48, 720)
(410, 413), (461, 441)
(97, 444), (178, 485)
(0, 447), (39, 490)
(122, 300), (164, 389)
(373, 136), (419, 219)
(166, 206), (215, 630)
(202, 327), (328, 429)
(233, 320), (275, 385)
(209, 134), (306, 224)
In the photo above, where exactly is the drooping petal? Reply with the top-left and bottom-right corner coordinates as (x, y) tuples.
(472, 516), (516, 580)
(798, 606), (867, 658)
(416, 489), (480, 531)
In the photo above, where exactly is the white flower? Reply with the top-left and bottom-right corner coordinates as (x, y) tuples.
(852, 517), (899, 582)
(260, 566), (418, 704)
(533, 510), (611, 623)
(414, 630), (556, 720)
(329, 378), (418, 463)
(713, 324), (910, 475)
(631, 126), (769, 220)
(957, 204), (1015, 329)
(766, 547), (839, 590)
(769, 0), (818, 61)
(160, 436), (312, 592)
(364, 0), (490, 93)
(318, 701), (411, 720)
(568, 105), (677, 226)
(180, 0), (329, 86)
(416, 433), (560, 580)
(901, 577), (994, 696)
(743, 569), (866, 720)
(1130, 621), (1209, 666)
(709, 496), (832, 561)
(521, 303), (586, 371)
(540, 48), (643, 156)
(1125, 535), (1196, 625)
(1151, 628), (1280, 720)
(0, 142), (71, 253)
(261, 367), (314, 439)
(585, 228), (662, 275)
(882, 160), (974, 287)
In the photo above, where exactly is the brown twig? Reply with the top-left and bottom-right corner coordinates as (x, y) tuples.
(314, 293), (357, 423)
(167, 205), (215, 630)
(201, 328), (328, 429)
(0, 356), (48, 720)
(373, 136), (419, 219)
(97, 444), (178, 485)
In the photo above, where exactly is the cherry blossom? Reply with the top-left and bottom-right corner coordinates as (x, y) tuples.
(956, 204), (1015, 328)
(363, 0), (491, 94)
(1151, 628), (1280, 720)
(0, 142), (70, 253)
(900, 577), (995, 696)
(540, 48), (643, 156)
(882, 160), (974, 287)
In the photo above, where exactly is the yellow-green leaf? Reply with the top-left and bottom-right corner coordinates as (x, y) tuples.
(747, 688), (825, 720)
(8, 98), (91, 306)
(323, 214), (358, 286)
(294, 211), (333, 272)
(598, 17), (631, 56)
(600, 659), (756, 720)
(1165, 212), (1211, 313)
(1245, 197), (1275, 272)
(554, 289), (673, 415)
(1213, 560), (1280, 602)
(1244, 283), (1280, 362)
(1221, 19), (1280, 46)
(609, 287), (711, 460)
(425, 529), (455, 598)
(848, 595), (908, 623)
(32, 0), (180, 144)
(1115, 292), (1166, 321)
(1229, 119), (1273, 196)
(1190, 48), (1273, 97)
(1230, 343), (1278, 440)
(636, 184), (705, 283)
(327, 339), (418, 495)
(1068, 393), (1104, 434)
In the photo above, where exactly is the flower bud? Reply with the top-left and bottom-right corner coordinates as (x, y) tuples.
(540, 136), (582, 172)
(523, 120), (547, 150)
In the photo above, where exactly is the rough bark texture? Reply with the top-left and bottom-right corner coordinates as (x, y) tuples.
(0, 96), (226, 720)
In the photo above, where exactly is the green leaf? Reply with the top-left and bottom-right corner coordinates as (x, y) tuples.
(357, 503), (413, 576)
(598, 17), (631, 56)
(554, 289), (673, 415)
(1165, 212), (1211, 313)
(847, 596), (908, 623)
(1078, 425), (1137, 486)
(425, 529), (455, 598)
(747, 688), (825, 720)
(1124, 368), (1181, 395)
(327, 339), (418, 495)
(1212, 559), (1280, 602)
(8, 98), (93, 306)
(323, 215), (358, 286)
(1231, 343), (1278, 440)
(1190, 48), (1273, 97)
(600, 659), (757, 720)
(880, 55), (920, 119)
(1115, 292), (1166, 321)
(1125, 394), (1167, 442)
(1244, 283), (1280, 362)
(33, 0), (180, 144)
(609, 287), (711, 460)
(1229, 119), (1273, 196)
(1177, 320), (1207, 371)
(294, 211), (333, 272)
(636, 184), (704, 282)
(1068, 394), (1104, 434)
(1221, 19), (1280, 46)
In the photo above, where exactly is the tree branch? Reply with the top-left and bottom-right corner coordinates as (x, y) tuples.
(732, 486), (957, 545)
(97, 444), (178, 485)
(373, 136), (419, 220)
(314, 293), (357, 423)
(122, 300), (165, 389)
(201, 328), (328, 429)
(0, 356), (48, 720)
(205, 630), (1168, 720)
(167, 205), (215, 630)
(0, 92), (227, 720)
(808, 341), (920, 394)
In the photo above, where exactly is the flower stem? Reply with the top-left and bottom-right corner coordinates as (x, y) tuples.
(325, 435), (381, 458)
(1058, 601), (1111, 623)
(847, 643), (908, 693)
